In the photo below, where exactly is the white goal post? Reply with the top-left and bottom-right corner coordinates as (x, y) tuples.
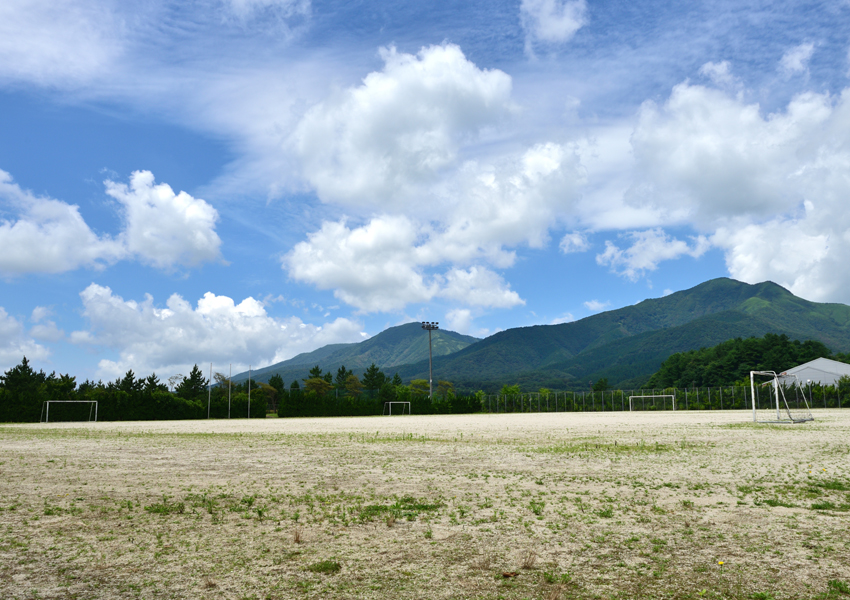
(629, 394), (676, 411)
(382, 401), (411, 416)
(750, 371), (813, 424)
(40, 401), (98, 423)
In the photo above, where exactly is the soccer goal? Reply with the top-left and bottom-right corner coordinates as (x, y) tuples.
(382, 401), (411, 416)
(40, 401), (98, 423)
(750, 371), (813, 423)
(629, 394), (676, 411)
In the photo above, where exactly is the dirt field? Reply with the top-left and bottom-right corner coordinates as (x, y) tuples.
(1, 410), (849, 600)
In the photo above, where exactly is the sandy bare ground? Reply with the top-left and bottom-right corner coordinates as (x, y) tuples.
(1, 410), (849, 599)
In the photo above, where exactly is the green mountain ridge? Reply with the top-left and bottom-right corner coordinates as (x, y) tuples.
(234, 278), (850, 392)
(392, 279), (850, 391)
(233, 322), (479, 385)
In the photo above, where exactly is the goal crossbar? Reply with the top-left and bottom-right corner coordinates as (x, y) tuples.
(41, 400), (98, 423)
(628, 394), (676, 411)
(383, 401), (411, 416)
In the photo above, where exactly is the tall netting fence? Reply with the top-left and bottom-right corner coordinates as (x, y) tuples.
(481, 384), (850, 413)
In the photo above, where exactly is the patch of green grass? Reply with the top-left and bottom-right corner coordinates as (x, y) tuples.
(817, 480), (850, 492)
(764, 498), (795, 508)
(145, 501), (185, 515)
(828, 580), (850, 595)
(543, 571), (571, 584)
(597, 506), (614, 518)
(357, 495), (442, 522)
(531, 441), (688, 455)
(307, 560), (341, 574)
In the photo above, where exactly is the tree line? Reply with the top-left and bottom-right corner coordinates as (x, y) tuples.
(0, 359), (267, 423)
(0, 358), (481, 422)
(5, 333), (843, 422)
(269, 363), (481, 417)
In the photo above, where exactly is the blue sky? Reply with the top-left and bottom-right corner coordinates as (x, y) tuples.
(1, 0), (849, 382)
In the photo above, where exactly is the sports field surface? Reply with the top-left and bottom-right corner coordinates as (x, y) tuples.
(2, 411), (849, 599)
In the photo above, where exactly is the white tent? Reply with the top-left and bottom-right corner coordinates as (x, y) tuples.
(783, 357), (850, 386)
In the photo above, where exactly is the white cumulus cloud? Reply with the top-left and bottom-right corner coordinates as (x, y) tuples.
(294, 43), (514, 210)
(779, 42), (815, 76)
(597, 229), (709, 281)
(0, 307), (50, 372)
(284, 217), (524, 312)
(0, 170), (125, 275)
(71, 284), (366, 380)
(285, 122), (582, 311)
(105, 171), (222, 269)
(698, 61), (739, 89)
(625, 77), (850, 302)
(285, 216), (436, 312)
(438, 267), (524, 308)
(520, 0), (587, 50)
(0, 169), (221, 276)
(286, 44), (589, 314)
(559, 231), (589, 253)
(29, 307), (64, 343)
(445, 308), (473, 334)
(583, 300), (609, 312)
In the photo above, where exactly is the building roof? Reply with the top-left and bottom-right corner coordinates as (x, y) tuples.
(783, 357), (850, 385)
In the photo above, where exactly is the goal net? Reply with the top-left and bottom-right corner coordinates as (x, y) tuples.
(382, 401), (411, 416)
(750, 371), (813, 424)
(628, 394), (676, 411)
(40, 401), (98, 423)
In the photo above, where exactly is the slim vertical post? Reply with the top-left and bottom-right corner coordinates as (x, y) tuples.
(775, 374), (781, 420)
(248, 365), (252, 418)
(750, 372), (757, 422)
(428, 328), (433, 399)
(208, 363), (212, 419)
(421, 322), (439, 400)
(228, 364), (232, 419)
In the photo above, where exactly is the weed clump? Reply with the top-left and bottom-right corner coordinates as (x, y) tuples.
(145, 500), (185, 515)
(307, 560), (341, 574)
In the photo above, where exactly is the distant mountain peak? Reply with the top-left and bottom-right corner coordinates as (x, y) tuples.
(233, 321), (479, 383)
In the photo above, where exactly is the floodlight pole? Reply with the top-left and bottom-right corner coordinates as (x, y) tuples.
(421, 322), (439, 399)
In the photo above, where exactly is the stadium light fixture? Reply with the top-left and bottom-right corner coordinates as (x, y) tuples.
(421, 322), (439, 399)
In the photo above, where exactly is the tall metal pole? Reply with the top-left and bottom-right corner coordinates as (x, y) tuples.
(421, 322), (439, 399)
(208, 363), (212, 419)
(228, 364), (232, 419)
(428, 328), (433, 399)
(248, 365), (252, 418)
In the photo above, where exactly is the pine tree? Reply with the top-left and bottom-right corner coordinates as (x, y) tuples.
(0, 357), (47, 422)
(361, 363), (386, 391)
(176, 365), (207, 400)
(268, 374), (284, 394)
(335, 366), (352, 387)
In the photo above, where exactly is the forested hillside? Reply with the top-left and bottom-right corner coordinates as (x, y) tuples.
(644, 334), (845, 388)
